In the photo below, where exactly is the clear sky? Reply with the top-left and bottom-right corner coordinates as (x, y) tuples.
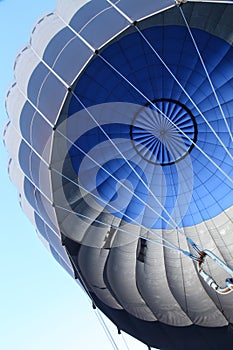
(0, 1), (151, 349)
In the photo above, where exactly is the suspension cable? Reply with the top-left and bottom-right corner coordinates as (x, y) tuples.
(5, 8), (233, 331)
(54, 9), (233, 183)
(28, 31), (233, 247)
(29, 40), (185, 234)
(56, 5), (233, 164)
(70, 89), (181, 230)
(11, 40), (228, 259)
(27, 44), (191, 234)
(65, 248), (120, 350)
(97, 53), (232, 182)
(8, 2), (232, 263)
(177, 3), (233, 142)
(27, 14), (233, 249)
(105, 0), (232, 159)
(9, 100), (190, 257)
(133, 26), (233, 160)
(11, 111), (190, 261)
(121, 333), (131, 350)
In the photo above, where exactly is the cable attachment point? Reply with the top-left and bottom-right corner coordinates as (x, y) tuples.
(186, 237), (233, 294)
(186, 237), (205, 262)
(176, 0), (188, 7)
(197, 250), (233, 295)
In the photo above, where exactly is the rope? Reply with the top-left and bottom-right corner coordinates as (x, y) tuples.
(30, 43), (186, 237)
(177, 3), (233, 143)
(11, 2), (232, 263)
(70, 90), (180, 230)
(9, 100), (193, 258)
(55, 204), (187, 254)
(104, 0), (233, 163)
(121, 333), (131, 350)
(9, 48), (205, 261)
(30, 12), (233, 188)
(65, 248), (120, 350)
(97, 53), (232, 181)
(133, 26), (233, 160)
(18, 47), (191, 236)
(12, 115), (195, 271)
(29, 30), (233, 238)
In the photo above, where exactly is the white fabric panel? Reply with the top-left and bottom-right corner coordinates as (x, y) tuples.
(30, 11), (93, 86)
(5, 85), (25, 132)
(56, 0), (90, 23)
(134, 226), (229, 327)
(13, 48), (67, 127)
(30, 13), (66, 57)
(13, 46), (39, 94)
(50, 134), (89, 243)
(51, 150), (104, 245)
(111, 0), (175, 21)
(3, 124), (21, 162)
(8, 160), (24, 195)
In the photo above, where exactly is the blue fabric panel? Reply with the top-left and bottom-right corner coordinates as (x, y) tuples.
(20, 101), (35, 144)
(69, 0), (117, 33)
(31, 112), (52, 155)
(43, 27), (74, 67)
(34, 212), (49, 242)
(24, 177), (37, 211)
(50, 245), (73, 277)
(36, 72), (66, 124)
(45, 225), (64, 256)
(34, 190), (56, 232)
(30, 151), (41, 188)
(27, 62), (48, 107)
(18, 140), (31, 179)
(66, 25), (233, 228)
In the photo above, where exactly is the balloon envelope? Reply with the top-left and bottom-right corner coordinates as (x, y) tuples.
(4, 1), (233, 349)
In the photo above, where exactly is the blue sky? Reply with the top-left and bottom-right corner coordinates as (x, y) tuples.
(0, 1), (148, 349)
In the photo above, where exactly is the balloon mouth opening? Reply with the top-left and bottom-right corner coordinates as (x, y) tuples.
(130, 98), (198, 165)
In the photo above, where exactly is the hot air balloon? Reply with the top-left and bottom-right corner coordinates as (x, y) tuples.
(3, 0), (233, 349)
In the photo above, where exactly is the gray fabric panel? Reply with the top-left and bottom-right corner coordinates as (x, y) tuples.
(78, 244), (123, 309)
(136, 239), (192, 326)
(106, 237), (157, 321)
(111, 0), (175, 21)
(139, 2), (233, 45)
